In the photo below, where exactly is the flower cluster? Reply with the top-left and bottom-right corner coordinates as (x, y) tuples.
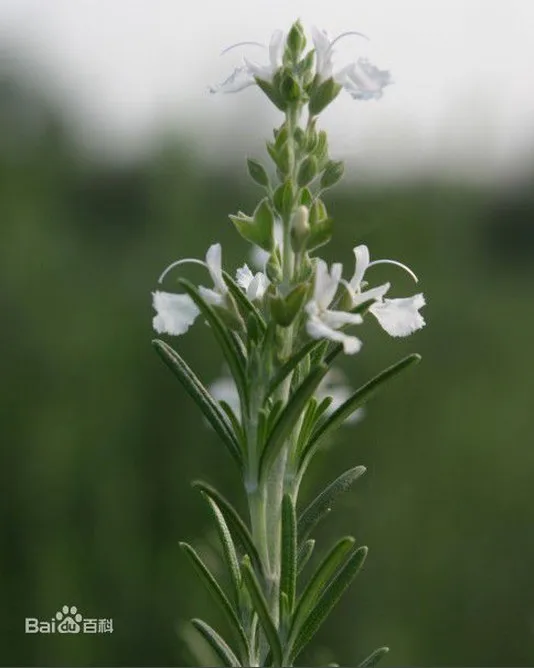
(153, 239), (425, 352)
(151, 20), (425, 668)
(210, 25), (391, 104)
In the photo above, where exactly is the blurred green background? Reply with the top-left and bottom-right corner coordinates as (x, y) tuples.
(2, 61), (534, 667)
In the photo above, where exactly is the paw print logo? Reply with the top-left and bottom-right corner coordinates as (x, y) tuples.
(56, 605), (83, 634)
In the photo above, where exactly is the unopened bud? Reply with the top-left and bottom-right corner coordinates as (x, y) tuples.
(290, 205), (310, 251)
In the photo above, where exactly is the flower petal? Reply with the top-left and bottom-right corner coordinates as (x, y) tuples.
(206, 243), (227, 295)
(306, 316), (362, 354)
(350, 282), (390, 307)
(311, 26), (333, 80)
(322, 309), (363, 329)
(247, 273), (269, 301)
(337, 59), (392, 101)
(268, 29), (285, 70)
(152, 291), (200, 335)
(370, 293), (426, 337)
(199, 286), (225, 307)
(209, 66), (256, 94)
(314, 260), (342, 309)
(236, 264), (254, 290)
(350, 244), (370, 291)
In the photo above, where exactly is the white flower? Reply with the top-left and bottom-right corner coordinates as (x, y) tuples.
(305, 260), (363, 355)
(345, 245), (426, 337)
(209, 30), (285, 94)
(198, 243), (228, 307)
(312, 27), (392, 101)
(152, 291), (200, 336)
(236, 264), (270, 301)
(152, 243), (229, 336)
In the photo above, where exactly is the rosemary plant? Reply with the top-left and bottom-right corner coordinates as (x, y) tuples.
(151, 21), (426, 667)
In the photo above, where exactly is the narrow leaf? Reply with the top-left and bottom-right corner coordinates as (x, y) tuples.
(297, 539), (315, 574)
(290, 546), (368, 663)
(259, 363), (329, 483)
(177, 278), (248, 401)
(219, 401), (244, 446)
(179, 542), (249, 660)
(266, 340), (321, 398)
(152, 340), (242, 468)
(358, 646), (390, 667)
(241, 556), (283, 667)
(191, 618), (241, 667)
(300, 354), (421, 471)
(192, 481), (265, 579)
(298, 466), (367, 543)
(201, 493), (242, 606)
(288, 537), (355, 654)
(280, 494), (297, 613)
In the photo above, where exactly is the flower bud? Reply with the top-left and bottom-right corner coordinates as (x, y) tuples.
(297, 155), (318, 187)
(279, 71), (302, 103)
(290, 205), (310, 252)
(273, 179), (294, 218)
(309, 78), (342, 116)
(321, 160), (345, 190)
(286, 20), (306, 60)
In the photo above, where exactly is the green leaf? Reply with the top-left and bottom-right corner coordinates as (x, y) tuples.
(247, 158), (270, 187)
(241, 556), (283, 667)
(180, 542), (249, 661)
(259, 363), (329, 483)
(288, 537), (355, 656)
(229, 200), (274, 252)
(295, 397), (318, 456)
(219, 401), (244, 446)
(253, 198), (275, 251)
(358, 646), (390, 667)
(191, 618), (241, 667)
(177, 279), (248, 401)
(298, 466), (367, 543)
(290, 545), (368, 663)
(192, 481), (265, 579)
(280, 494), (297, 613)
(300, 354), (421, 471)
(152, 340), (242, 468)
(297, 539), (315, 574)
(266, 340), (321, 399)
(201, 493), (242, 606)
(223, 271), (266, 334)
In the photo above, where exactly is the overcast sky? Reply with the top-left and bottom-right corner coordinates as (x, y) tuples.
(1, 0), (534, 180)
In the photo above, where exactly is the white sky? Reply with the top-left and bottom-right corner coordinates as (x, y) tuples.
(1, 0), (534, 180)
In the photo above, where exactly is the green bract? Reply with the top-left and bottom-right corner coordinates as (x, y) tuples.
(152, 19), (425, 668)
